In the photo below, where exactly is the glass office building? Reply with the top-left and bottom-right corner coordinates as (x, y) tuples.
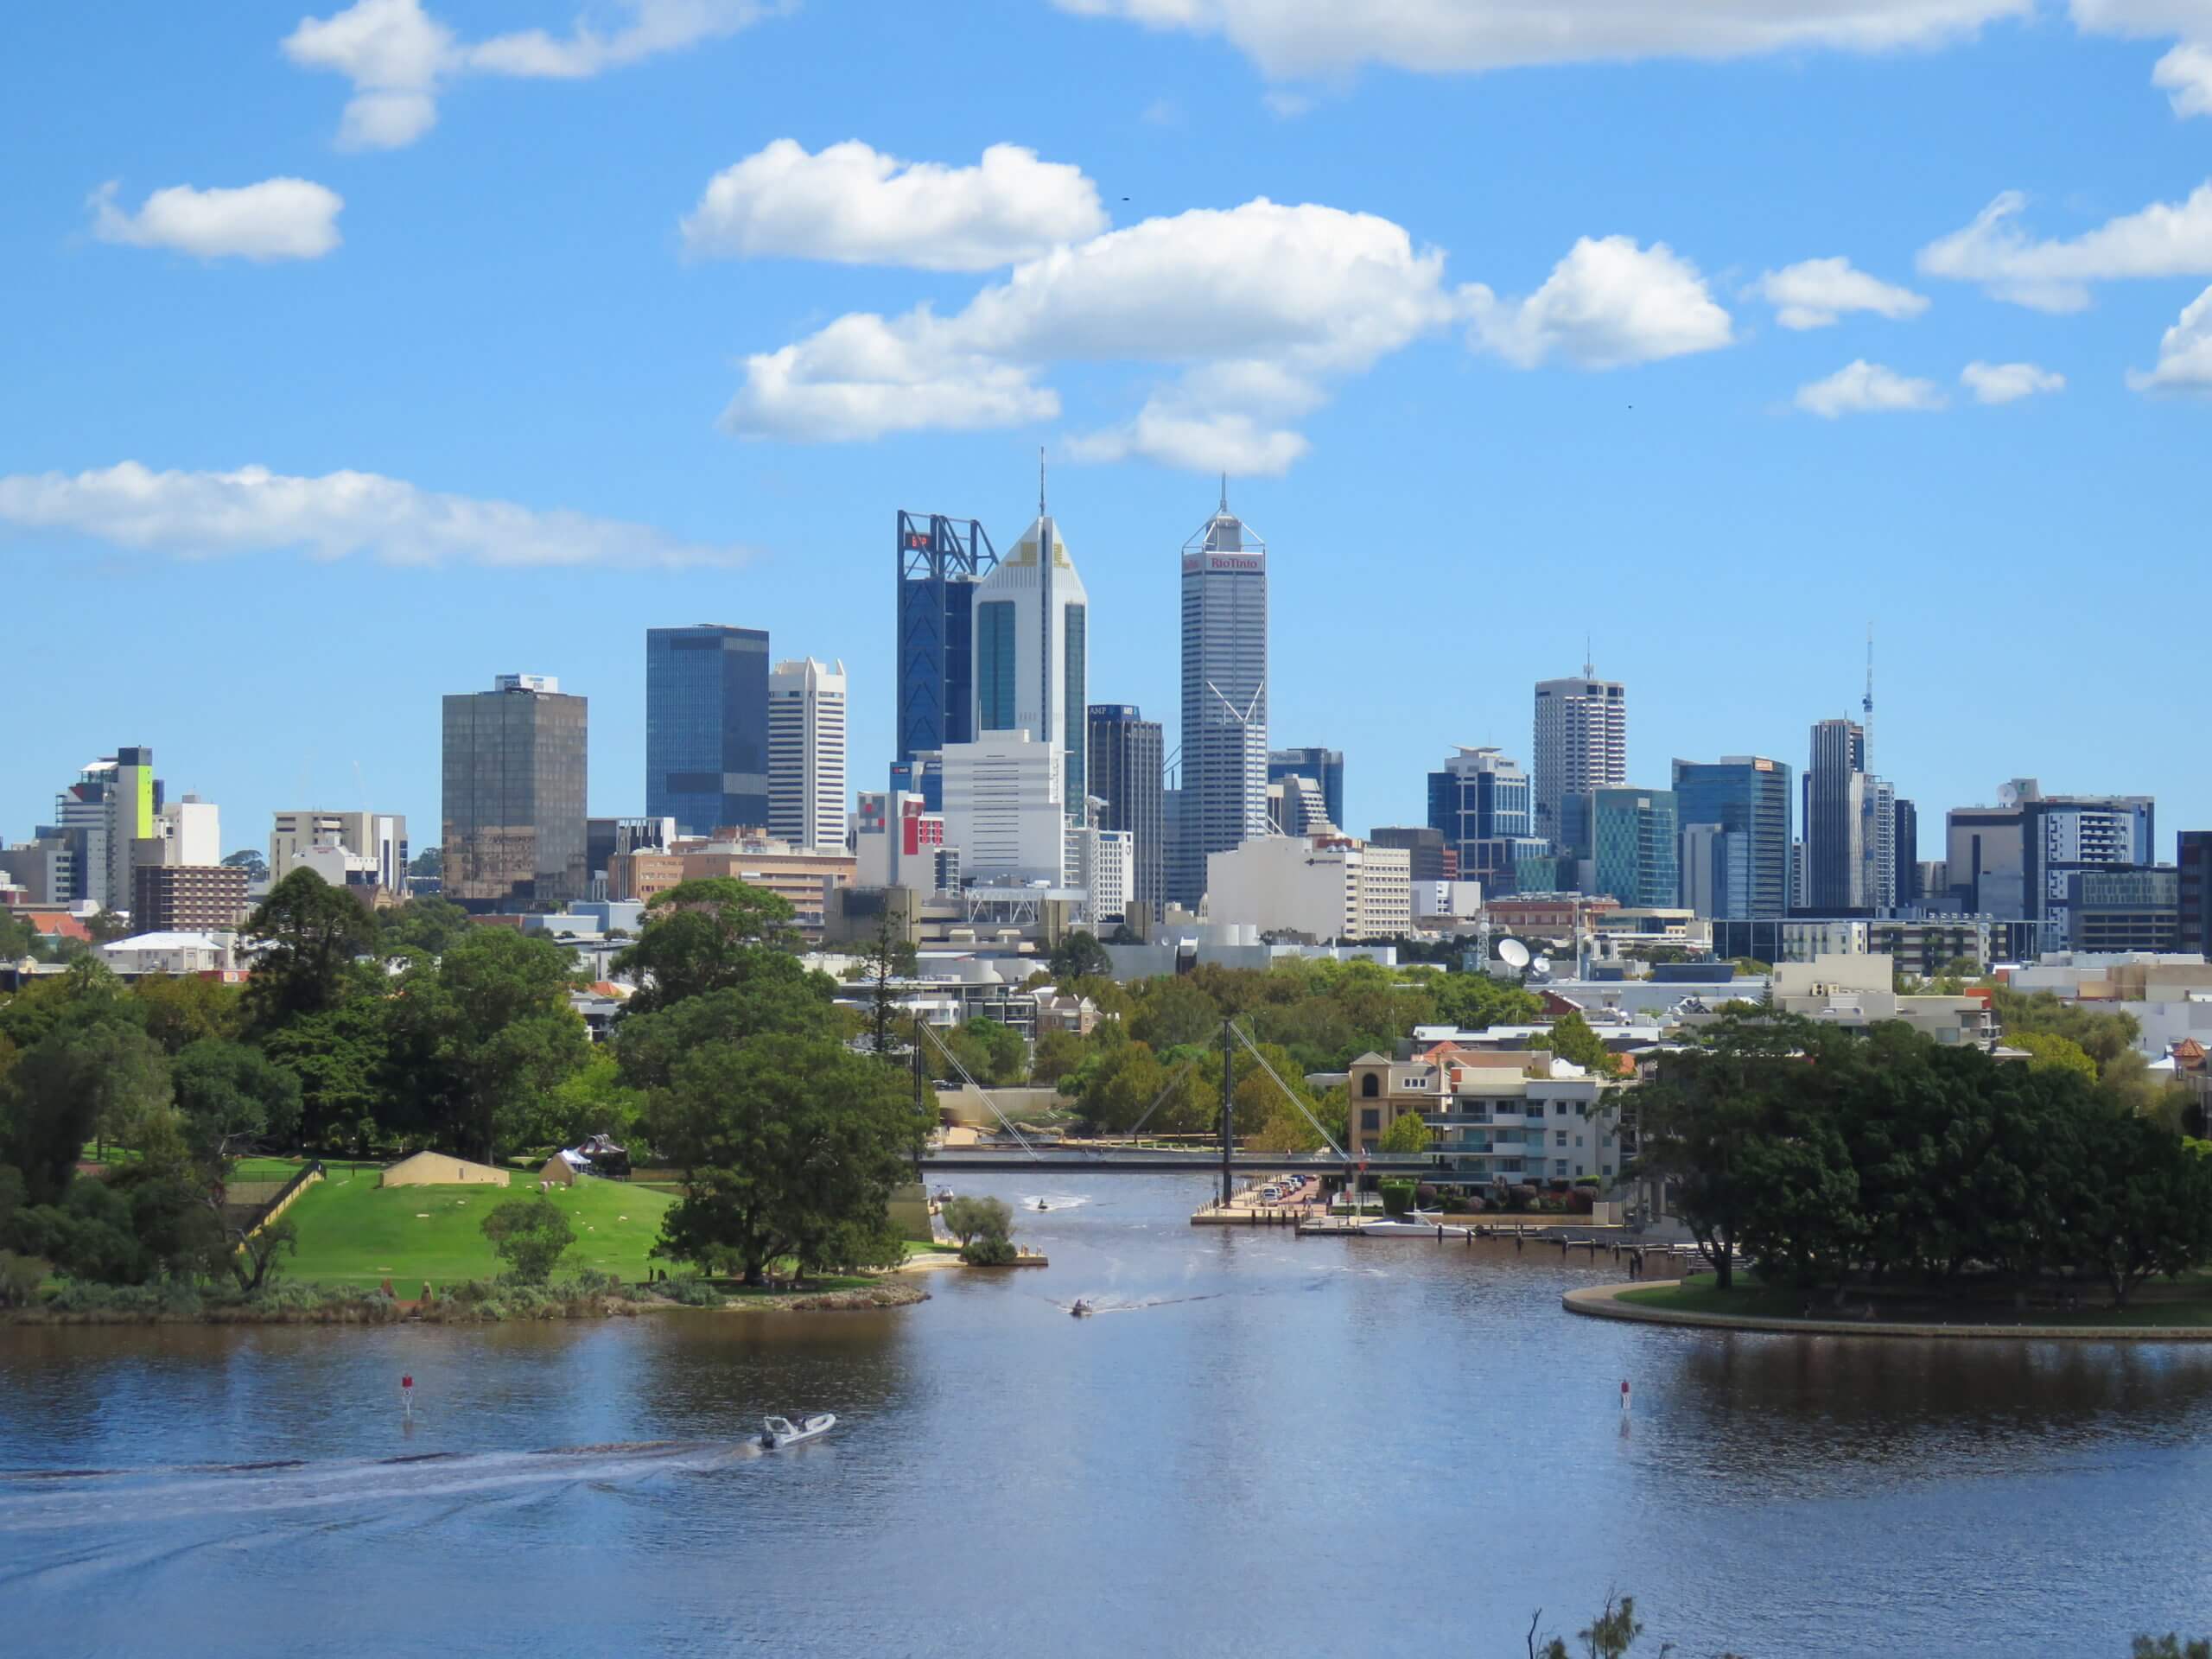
(1089, 704), (1165, 918)
(442, 674), (588, 910)
(896, 512), (996, 811)
(645, 626), (770, 836)
(1671, 756), (1792, 918)
(1587, 786), (1679, 908)
(1268, 747), (1344, 834)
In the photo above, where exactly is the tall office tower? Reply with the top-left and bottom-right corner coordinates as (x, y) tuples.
(1945, 779), (2156, 941)
(1671, 757), (1793, 919)
(1804, 717), (1868, 910)
(1586, 786), (1680, 908)
(1088, 704), (1165, 918)
(1894, 798), (1922, 905)
(442, 673), (588, 910)
(1860, 776), (1898, 914)
(1173, 483), (1268, 906)
(2180, 830), (2212, 957)
(1268, 747), (1344, 833)
(768, 658), (848, 852)
(972, 483), (1088, 825)
(645, 625), (769, 836)
(896, 512), (996, 810)
(1428, 747), (1533, 849)
(1531, 670), (1626, 849)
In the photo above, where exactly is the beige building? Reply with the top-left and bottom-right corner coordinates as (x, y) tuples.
(379, 1151), (511, 1187)
(1205, 834), (1411, 942)
(1344, 1047), (1622, 1185)
(608, 835), (857, 937)
(271, 810), (409, 893)
(1767, 953), (1993, 1046)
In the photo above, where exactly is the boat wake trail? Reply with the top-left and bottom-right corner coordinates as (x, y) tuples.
(0, 1441), (749, 1543)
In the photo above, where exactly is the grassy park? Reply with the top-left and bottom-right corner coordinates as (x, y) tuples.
(1619, 1272), (2212, 1330)
(280, 1169), (676, 1290)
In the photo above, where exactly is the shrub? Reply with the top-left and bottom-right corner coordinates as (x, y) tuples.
(1378, 1179), (1416, 1217)
(480, 1195), (575, 1284)
(0, 1251), (48, 1308)
(565, 1268), (620, 1299)
(961, 1236), (1019, 1266)
(666, 1274), (724, 1306)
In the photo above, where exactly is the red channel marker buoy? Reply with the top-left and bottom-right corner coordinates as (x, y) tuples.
(401, 1374), (415, 1414)
(1620, 1378), (1631, 1414)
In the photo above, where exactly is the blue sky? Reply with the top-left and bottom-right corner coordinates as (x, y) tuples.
(4, 1), (2209, 863)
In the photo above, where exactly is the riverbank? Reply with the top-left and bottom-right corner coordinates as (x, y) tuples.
(1565, 1280), (2212, 1340)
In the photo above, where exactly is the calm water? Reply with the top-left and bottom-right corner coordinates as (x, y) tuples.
(4, 1173), (2211, 1657)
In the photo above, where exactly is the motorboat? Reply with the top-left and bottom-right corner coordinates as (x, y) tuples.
(1034, 1199), (1052, 1211)
(760, 1413), (836, 1449)
(1070, 1299), (1093, 1318)
(1359, 1218), (1470, 1237)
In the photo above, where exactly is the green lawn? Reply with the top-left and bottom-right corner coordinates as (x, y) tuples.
(1620, 1273), (2212, 1328)
(282, 1171), (675, 1289)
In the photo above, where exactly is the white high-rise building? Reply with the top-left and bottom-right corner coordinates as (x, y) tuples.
(973, 488), (1088, 827)
(1173, 483), (1268, 907)
(940, 730), (1066, 887)
(768, 658), (848, 852)
(1532, 670), (1627, 849)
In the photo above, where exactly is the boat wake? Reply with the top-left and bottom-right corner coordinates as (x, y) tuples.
(0, 1441), (751, 1543)
(1021, 1194), (1093, 1212)
(1050, 1292), (1225, 1316)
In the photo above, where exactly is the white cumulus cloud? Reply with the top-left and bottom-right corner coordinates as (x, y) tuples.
(1052, 0), (2027, 78)
(284, 0), (774, 150)
(1960, 360), (2065, 403)
(2127, 283), (2212, 390)
(1917, 183), (2212, 309)
(2072, 3), (2212, 117)
(722, 197), (1460, 469)
(682, 140), (1106, 270)
(1794, 359), (1948, 416)
(1753, 257), (1929, 328)
(1465, 235), (1733, 369)
(0, 462), (749, 569)
(89, 179), (343, 261)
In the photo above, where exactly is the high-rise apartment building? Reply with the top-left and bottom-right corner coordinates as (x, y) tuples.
(1532, 672), (1625, 849)
(1088, 704), (1165, 919)
(896, 512), (996, 810)
(442, 673), (588, 910)
(767, 658), (848, 852)
(1173, 486), (1268, 906)
(973, 496), (1088, 824)
(1804, 717), (1868, 911)
(1671, 757), (1792, 920)
(1267, 747), (1344, 834)
(270, 810), (408, 892)
(646, 626), (769, 836)
(132, 863), (251, 933)
(1586, 787), (1680, 908)
(1894, 798), (1922, 905)
(48, 748), (160, 912)
(1944, 779), (2156, 943)
(1860, 775), (1898, 914)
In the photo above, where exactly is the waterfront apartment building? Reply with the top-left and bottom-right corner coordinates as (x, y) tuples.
(442, 674), (588, 910)
(1205, 834), (1410, 943)
(1670, 756), (1791, 919)
(646, 625), (770, 836)
(1173, 487), (1268, 906)
(1345, 1050), (1621, 1185)
(1267, 747), (1344, 835)
(895, 511), (996, 810)
(1087, 704), (1165, 919)
(1532, 673), (1625, 849)
(270, 810), (408, 893)
(767, 658), (848, 852)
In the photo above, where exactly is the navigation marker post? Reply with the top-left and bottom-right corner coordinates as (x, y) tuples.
(1620, 1378), (1630, 1416)
(402, 1374), (414, 1416)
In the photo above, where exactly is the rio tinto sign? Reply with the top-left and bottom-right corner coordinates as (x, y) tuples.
(1182, 553), (1266, 573)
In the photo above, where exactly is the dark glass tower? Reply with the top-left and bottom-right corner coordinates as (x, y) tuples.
(1268, 747), (1344, 832)
(1089, 704), (1165, 917)
(896, 512), (996, 811)
(1671, 756), (1793, 919)
(442, 674), (588, 910)
(645, 626), (769, 836)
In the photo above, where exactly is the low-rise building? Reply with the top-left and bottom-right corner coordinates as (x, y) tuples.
(1766, 953), (1993, 1046)
(130, 863), (251, 933)
(100, 931), (237, 976)
(607, 832), (855, 937)
(1344, 1049), (1624, 1185)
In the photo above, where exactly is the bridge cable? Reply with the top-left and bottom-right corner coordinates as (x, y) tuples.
(1230, 1020), (1350, 1163)
(1116, 1056), (1200, 1145)
(918, 1020), (1042, 1161)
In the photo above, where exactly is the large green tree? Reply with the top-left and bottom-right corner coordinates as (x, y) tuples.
(1048, 930), (1113, 982)
(385, 929), (589, 1161)
(613, 878), (800, 1014)
(241, 868), (379, 1030)
(170, 1039), (303, 1166)
(646, 1031), (923, 1285)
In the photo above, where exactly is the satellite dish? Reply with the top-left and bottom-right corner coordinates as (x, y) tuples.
(1496, 937), (1533, 970)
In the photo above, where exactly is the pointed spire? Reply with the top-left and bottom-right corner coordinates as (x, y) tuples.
(1219, 471), (1229, 514)
(1583, 633), (1594, 680)
(1039, 445), (1047, 518)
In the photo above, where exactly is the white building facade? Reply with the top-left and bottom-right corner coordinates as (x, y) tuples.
(1206, 834), (1411, 942)
(270, 810), (409, 892)
(973, 508), (1088, 827)
(1532, 672), (1627, 848)
(768, 657), (848, 853)
(1173, 488), (1268, 907)
(941, 730), (1067, 887)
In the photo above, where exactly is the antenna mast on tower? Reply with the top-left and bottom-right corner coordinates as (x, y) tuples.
(1863, 623), (1875, 767)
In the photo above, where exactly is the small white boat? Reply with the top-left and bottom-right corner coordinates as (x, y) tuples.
(760, 1413), (836, 1449)
(1359, 1219), (1470, 1237)
(1070, 1299), (1093, 1318)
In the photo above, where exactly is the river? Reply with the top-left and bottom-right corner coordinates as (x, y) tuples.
(3, 1173), (2210, 1657)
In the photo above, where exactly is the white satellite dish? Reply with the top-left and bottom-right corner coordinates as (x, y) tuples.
(1495, 937), (1533, 970)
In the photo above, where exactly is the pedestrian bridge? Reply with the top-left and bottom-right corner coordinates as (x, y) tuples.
(921, 1147), (1438, 1174)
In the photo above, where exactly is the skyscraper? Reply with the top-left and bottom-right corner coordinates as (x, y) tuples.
(1268, 747), (1344, 833)
(48, 748), (159, 912)
(768, 658), (848, 852)
(1428, 745), (1541, 893)
(1894, 798), (1922, 905)
(895, 511), (996, 809)
(646, 626), (768, 836)
(1944, 780), (2154, 940)
(442, 673), (588, 910)
(1173, 483), (1268, 906)
(1586, 786), (1680, 908)
(972, 484), (1088, 823)
(1088, 703), (1165, 918)
(1804, 717), (1867, 911)
(1671, 756), (1793, 919)
(2179, 830), (2212, 957)
(1532, 671), (1625, 849)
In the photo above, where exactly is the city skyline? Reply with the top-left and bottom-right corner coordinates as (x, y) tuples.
(8, 9), (2212, 855)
